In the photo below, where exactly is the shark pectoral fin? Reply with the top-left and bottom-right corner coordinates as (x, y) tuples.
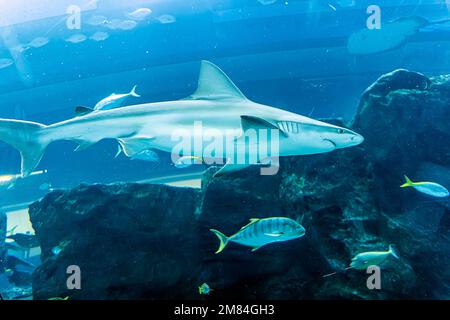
(213, 162), (251, 178)
(75, 106), (94, 116)
(114, 145), (123, 158)
(240, 115), (288, 138)
(185, 60), (248, 101)
(117, 135), (155, 157)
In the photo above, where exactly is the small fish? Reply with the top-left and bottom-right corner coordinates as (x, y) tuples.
(89, 31), (109, 42)
(257, 0), (277, 5)
(198, 283), (212, 295)
(210, 217), (305, 253)
(118, 20), (138, 30)
(48, 296), (70, 300)
(28, 37), (49, 48)
(174, 156), (203, 168)
(131, 149), (159, 162)
(51, 240), (71, 256)
(347, 17), (450, 55)
(115, 146), (159, 162)
(86, 15), (108, 26)
(39, 182), (53, 191)
(94, 85), (141, 111)
(128, 8), (152, 20)
(65, 34), (87, 44)
(104, 19), (123, 30)
(0, 58), (13, 69)
(401, 175), (449, 198)
(106, 19), (138, 30)
(350, 245), (399, 270)
(157, 14), (176, 24)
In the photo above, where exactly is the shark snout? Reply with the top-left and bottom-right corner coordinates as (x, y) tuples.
(351, 133), (364, 146)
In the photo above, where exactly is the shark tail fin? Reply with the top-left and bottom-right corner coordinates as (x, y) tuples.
(130, 85), (140, 97)
(210, 229), (229, 254)
(0, 119), (50, 177)
(401, 175), (414, 188)
(389, 244), (399, 259)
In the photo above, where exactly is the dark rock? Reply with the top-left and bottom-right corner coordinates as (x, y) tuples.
(30, 69), (450, 299)
(30, 183), (202, 299)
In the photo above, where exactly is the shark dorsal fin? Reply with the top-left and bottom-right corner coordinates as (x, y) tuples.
(186, 60), (247, 101)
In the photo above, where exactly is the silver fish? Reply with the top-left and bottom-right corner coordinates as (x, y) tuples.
(210, 217), (305, 253)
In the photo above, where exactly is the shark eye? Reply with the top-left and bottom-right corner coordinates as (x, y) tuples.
(337, 129), (344, 134)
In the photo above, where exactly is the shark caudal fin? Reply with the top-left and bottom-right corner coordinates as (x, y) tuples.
(209, 229), (229, 254)
(130, 85), (140, 97)
(0, 119), (50, 177)
(400, 175), (414, 188)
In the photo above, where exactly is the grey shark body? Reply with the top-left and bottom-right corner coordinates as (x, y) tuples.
(0, 61), (364, 177)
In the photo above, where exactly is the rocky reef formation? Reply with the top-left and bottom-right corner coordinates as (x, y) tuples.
(30, 70), (450, 299)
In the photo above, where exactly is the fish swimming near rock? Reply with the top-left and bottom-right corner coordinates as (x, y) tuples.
(76, 85), (141, 115)
(116, 146), (159, 163)
(51, 240), (71, 257)
(0, 60), (363, 178)
(48, 296), (70, 300)
(174, 156), (203, 168)
(210, 217), (306, 253)
(323, 244), (399, 277)
(347, 16), (450, 55)
(349, 245), (399, 270)
(401, 175), (449, 198)
(198, 283), (212, 295)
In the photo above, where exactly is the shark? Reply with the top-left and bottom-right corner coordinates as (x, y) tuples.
(0, 60), (364, 178)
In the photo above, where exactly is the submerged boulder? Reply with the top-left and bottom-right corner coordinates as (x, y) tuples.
(31, 69), (450, 299)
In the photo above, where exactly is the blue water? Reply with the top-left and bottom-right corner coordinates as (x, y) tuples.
(0, 0), (448, 206)
(0, 1), (449, 299)
(0, 2), (448, 200)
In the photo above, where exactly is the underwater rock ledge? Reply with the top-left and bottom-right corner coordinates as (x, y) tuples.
(30, 69), (450, 299)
